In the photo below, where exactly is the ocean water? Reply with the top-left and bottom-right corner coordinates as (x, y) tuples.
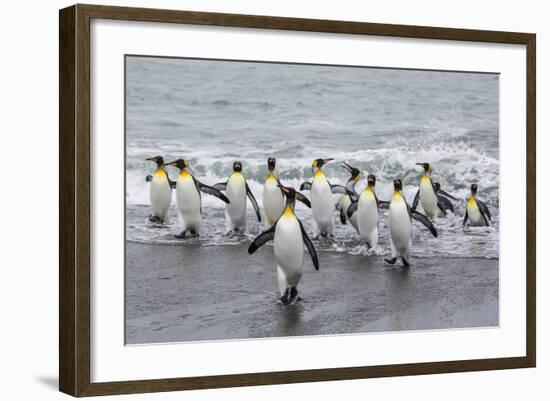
(125, 56), (499, 259)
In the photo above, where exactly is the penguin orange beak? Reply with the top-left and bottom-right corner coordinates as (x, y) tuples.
(341, 162), (353, 172)
(164, 161), (176, 166)
(323, 158), (334, 164)
(277, 183), (290, 194)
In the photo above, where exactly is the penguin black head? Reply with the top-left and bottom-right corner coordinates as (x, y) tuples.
(312, 158), (334, 170)
(146, 156), (164, 167)
(416, 162), (432, 174)
(367, 174), (376, 187)
(165, 159), (189, 170)
(341, 162), (361, 181)
(233, 161), (243, 172)
(267, 158), (276, 171)
(471, 183), (478, 195)
(393, 179), (403, 191)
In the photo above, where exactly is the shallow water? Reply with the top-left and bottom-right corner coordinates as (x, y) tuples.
(126, 56), (499, 259)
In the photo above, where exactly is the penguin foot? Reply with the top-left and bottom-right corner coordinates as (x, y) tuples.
(189, 229), (199, 237)
(148, 215), (163, 223)
(289, 287), (298, 304)
(174, 231), (187, 239)
(279, 288), (290, 305)
(401, 257), (410, 268)
(384, 257), (397, 265)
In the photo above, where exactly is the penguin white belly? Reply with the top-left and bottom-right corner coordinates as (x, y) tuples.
(175, 174), (202, 232)
(263, 179), (285, 226)
(274, 214), (304, 289)
(419, 177), (439, 218)
(389, 197), (412, 256)
(149, 170), (172, 220)
(339, 195), (359, 232)
(467, 198), (485, 226)
(358, 191), (379, 248)
(311, 176), (333, 234)
(226, 173), (247, 230)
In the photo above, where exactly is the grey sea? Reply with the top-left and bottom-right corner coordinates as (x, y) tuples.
(125, 56), (499, 344)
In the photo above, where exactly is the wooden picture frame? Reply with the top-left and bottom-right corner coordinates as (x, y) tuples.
(59, 3), (536, 397)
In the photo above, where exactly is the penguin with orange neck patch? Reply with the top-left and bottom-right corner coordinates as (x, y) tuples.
(249, 184), (318, 305)
(145, 156), (174, 224)
(164, 159), (229, 238)
(463, 183), (491, 227)
(213, 161), (262, 233)
(300, 158), (347, 238)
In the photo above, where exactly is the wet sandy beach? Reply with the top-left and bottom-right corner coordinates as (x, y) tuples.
(125, 242), (498, 344)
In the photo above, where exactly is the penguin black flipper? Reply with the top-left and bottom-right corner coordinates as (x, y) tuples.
(437, 194), (454, 213)
(298, 219), (319, 271)
(245, 182), (262, 222)
(477, 200), (492, 221)
(300, 182), (312, 191)
(347, 190), (359, 202)
(347, 201), (359, 218)
(296, 192), (311, 208)
(438, 189), (458, 201)
(463, 210), (469, 226)
(212, 182), (227, 191)
(412, 190), (420, 211)
(378, 201), (390, 210)
(339, 208), (347, 224)
(145, 175), (152, 182)
(169, 180), (177, 190)
(410, 208), (438, 237)
(248, 224), (276, 254)
(196, 179), (230, 203)
(329, 183), (347, 195)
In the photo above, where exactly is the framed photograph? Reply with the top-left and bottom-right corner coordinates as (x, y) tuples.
(59, 4), (536, 397)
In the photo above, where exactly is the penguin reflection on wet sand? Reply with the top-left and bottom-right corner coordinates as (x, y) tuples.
(145, 156), (175, 224)
(386, 179), (438, 267)
(336, 162), (361, 233)
(248, 185), (318, 305)
(300, 158), (348, 238)
(347, 175), (390, 252)
(464, 183), (492, 227)
(214, 161), (261, 233)
(164, 159), (230, 238)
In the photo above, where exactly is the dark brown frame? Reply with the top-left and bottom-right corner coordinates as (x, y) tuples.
(59, 3), (536, 397)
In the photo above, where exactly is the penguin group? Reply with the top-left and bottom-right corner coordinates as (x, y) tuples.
(146, 156), (492, 305)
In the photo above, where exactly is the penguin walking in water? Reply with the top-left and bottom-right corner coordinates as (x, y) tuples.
(164, 159), (230, 238)
(300, 158), (347, 238)
(346, 175), (389, 251)
(263, 158), (285, 227)
(385, 179), (438, 267)
(336, 162), (361, 233)
(214, 161), (261, 233)
(145, 156), (175, 224)
(412, 162), (448, 219)
(463, 183), (491, 227)
(248, 185), (319, 305)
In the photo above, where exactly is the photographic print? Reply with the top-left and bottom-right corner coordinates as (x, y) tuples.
(125, 56), (499, 345)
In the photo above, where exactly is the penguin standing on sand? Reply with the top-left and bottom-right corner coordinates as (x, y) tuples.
(145, 156), (174, 224)
(249, 185), (318, 305)
(412, 162), (447, 219)
(336, 162), (361, 233)
(262, 158), (285, 227)
(346, 175), (389, 251)
(463, 183), (491, 227)
(385, 179), (438, 267)
(300, 158), (347, 237)
(164, 159), (230, 238)
(214, 161), (261, 233)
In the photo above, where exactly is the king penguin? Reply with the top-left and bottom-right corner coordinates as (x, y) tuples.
(347, 175), (389, 251)
(145, 156), (174, 224)
(263, 158), (285, 227)
(413, 162), (444, 219)
(164, 159), (230, 238)
(248, 185), (318, 305)
(300, 158), (347, 238)
(385, 179), (438, 267)
(336, 162), (361, 233)
(214, 161), (261, 233)
(463, 183), (491, 227)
